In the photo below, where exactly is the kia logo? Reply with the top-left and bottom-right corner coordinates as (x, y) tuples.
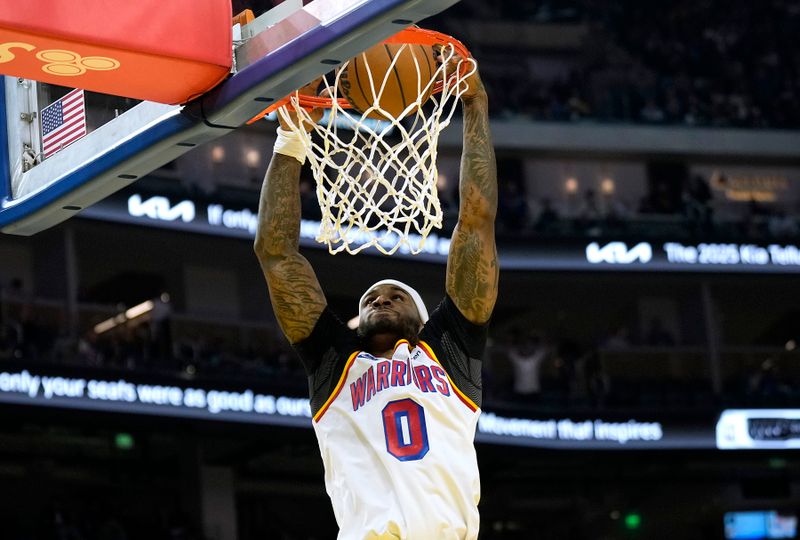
(128, 194), (195, 223)
(586, 242), (653, 264)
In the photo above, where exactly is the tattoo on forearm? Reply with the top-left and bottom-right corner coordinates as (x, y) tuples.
(447, 223), (499, 322)
(446, 97), (499, 324)
(257, 155), (302, 256)
(460, 98), (498, 214)
(255, 154), (326, 343)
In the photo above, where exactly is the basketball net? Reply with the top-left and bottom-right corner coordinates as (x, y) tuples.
(277, 39), (477, 255)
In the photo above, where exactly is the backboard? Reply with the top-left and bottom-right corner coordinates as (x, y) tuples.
(0, 0), (462, 235)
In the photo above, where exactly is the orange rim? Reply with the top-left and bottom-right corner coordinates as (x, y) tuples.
(246, 27), (472, 124)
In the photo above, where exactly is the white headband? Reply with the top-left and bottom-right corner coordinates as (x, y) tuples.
(358, 279), (429, 323)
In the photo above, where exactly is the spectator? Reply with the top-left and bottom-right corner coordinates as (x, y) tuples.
(684, 174), (714, 232)
(507, 331), (548, 403)
(740, 196), (769, 237)
(576, 188), (603, 234)
(98, 515), (128, 540)
(602, 325), (632, 350)
(150, 293), (173, 364)
(581, 350), (610, 408)
(0, 322), (19, 360)
(640, 98), (666, 123)
(54, 508), (85, 540)
(567, 89), (592, 120)
(77, 331), (101, 367)
(747, 358), (791, 403)
(767, 211), (798, 238)
(554, 338), (582, 398)
(645, 317), (676, 347)
(603, 196), (631, 233)
(497, 181), (531, 232)
(534, 197), (560, 232)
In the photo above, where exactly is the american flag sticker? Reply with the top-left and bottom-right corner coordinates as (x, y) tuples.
(40, 89), (87, 158)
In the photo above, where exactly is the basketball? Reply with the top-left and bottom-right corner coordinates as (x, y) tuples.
(339, 41), (437, 120)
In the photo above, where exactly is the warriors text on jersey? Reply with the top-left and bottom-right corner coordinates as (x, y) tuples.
(294, 295), (487, 540)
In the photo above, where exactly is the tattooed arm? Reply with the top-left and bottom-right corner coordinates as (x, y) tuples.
(254, 152), (327, 343)
(254, 153), (326, 343)
(254, 83), (326, 343)
(445, 67), (499, 324)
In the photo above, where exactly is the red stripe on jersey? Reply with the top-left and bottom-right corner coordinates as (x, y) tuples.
(418, 341), (479, 412)
(313, 350), (360, 422)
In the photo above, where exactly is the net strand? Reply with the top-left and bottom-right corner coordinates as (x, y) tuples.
(279, 43), (476, 255)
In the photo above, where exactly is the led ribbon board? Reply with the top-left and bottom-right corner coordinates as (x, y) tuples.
(0, 365), (719, 449)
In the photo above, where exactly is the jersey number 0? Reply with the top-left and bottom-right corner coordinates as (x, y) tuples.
(382, 398), (429, 461)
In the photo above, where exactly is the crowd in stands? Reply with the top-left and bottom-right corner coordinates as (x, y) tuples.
(31, 497), (316, 540)
(294, 157), (800, 245)
(4, 498), (203, 540)
(3, 284), (797, 414)
(187, 152), (800, 245)
(487, 322), (799, 412)
(484, 171), (800, 240)
(438, 0), (800, 128)
(73, 320), (301, 388)
(84, 1), (800, 129)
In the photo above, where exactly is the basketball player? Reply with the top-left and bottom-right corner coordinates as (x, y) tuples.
(254, 56), (497, 539)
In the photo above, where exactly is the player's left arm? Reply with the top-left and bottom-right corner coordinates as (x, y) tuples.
(446, 62), (499, 325)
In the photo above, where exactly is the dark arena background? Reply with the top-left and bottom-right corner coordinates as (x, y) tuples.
(2, 0), (800, 539)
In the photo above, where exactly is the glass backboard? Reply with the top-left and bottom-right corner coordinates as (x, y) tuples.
(0, 0), (461, 235)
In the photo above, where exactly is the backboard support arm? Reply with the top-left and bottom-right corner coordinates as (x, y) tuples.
(0, 81), (9, 203)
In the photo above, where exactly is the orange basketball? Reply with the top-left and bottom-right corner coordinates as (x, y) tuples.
(339, 42), (437, 120)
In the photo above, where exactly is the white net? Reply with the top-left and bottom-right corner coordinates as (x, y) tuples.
(277, 41), (477, 255)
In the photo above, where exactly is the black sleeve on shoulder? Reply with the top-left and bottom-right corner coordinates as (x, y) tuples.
(292, 307), (361, 415)
(419, 294), (489, 408)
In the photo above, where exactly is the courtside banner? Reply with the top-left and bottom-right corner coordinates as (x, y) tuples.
(0, 364), (719, 449)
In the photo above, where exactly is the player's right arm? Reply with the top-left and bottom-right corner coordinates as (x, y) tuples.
(254, 94), (326, 343)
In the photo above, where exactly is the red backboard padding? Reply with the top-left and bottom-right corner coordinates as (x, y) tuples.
(0, 0), (232, 104)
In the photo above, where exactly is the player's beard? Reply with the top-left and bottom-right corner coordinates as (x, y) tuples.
(357, 312), (420, 345)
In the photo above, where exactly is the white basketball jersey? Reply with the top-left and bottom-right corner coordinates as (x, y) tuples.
(312, 339), (481, 540)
